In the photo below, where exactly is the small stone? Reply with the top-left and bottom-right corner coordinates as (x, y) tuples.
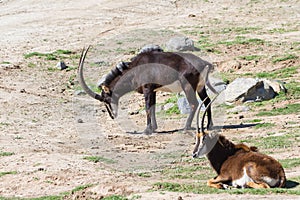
(56, 61), (67, 70)
(166, 36), (196, 51)
(74, 90), (86, 95)
(77, 119), (83, 123)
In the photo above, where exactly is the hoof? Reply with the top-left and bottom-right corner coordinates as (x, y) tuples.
(143, 128), (153, 135)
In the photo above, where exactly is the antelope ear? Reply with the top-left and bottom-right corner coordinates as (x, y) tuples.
(101, 85), (110, 94)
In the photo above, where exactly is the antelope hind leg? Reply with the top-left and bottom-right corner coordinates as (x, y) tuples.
(246, 181), (270, 189)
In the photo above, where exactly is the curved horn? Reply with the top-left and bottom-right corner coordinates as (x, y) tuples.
(78, 46), (103, 101)
(193, 93), (219, 157)
(200, 94), (219, 133)
(193, 97), (208, 156)
(196, 96), (209, 134)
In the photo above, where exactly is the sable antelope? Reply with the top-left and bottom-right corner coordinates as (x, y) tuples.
(78, 45), (217, 134)
(192, 98), (286, 189)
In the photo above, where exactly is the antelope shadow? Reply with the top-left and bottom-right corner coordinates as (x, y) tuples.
(126, 123), (259, 135)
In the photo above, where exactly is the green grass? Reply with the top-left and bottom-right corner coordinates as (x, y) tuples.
(285, 81), (300, 99)
(24, 49), (74, 60)
(254, 122), (275, 129)
(71, 184), (94, 193)
(0, 152), (14, 157)
(196, 35), (221, 53)
(162, 165), (214, 180)
(218, 36), (265, 46)
(220, 27), (260, 34)
(137, 172), (152, 178)
(272, 54), (299, 64)
(238, 55), (262, 61)
(240, 132), (298, 149)
(268, 28), (297, 34)
(0, 171), (17, 177)
(153, 180), (300, 195)
(279, 158), (300, 169)
(0, 122), (10, 127)
(102, 195), (128, 200)
(256, 65), (299, 79)
(83, 156), (116, 164)
(256, 103), (300, 116)
(247, 119), (262, 123)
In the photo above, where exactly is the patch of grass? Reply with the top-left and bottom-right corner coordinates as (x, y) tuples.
(268, 28), (294, 34)
(285, 80), (300, 99)
(254, 122), (275, 129)
(71, 184), (94, 193)
(153, 182), (216, 194)
(220, 27), (260, 34)
(247, 119), (262, 123)
(15, 196), (63, 200)
(24, 49), (74, 60)
(162, 165), (213, 180)
(197, 35), (221, 53)
(280, 158), (300, 169)
(0, 122), (10, 127)
(240, 133), (297, 149)
(256, 65), (299, 79)
(83, 156), (116, 164)
(153, 179), (300, 195)
(0, 171), (17, 177)
(0, 152), (14, 157)
(256, 103), (300, 116)
(28, 62), (36, 68)
(238, 55), (262, 61)
(272, 54), (299, 64)
(218, 36), (265, 46)
(102, 195), (128, 200)
(1, 61), (11, 64)
(165, 105), (181, 115)
(137, 172), (152, 178)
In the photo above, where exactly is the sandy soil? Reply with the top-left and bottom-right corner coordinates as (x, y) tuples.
(0, 0), (299, 199)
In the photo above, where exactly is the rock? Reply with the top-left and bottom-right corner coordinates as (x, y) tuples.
(225, 78), (258, 102)
(177, 97), (205, 114)
(177, 97), (191, 114)
(225, 78), (276, 102)
(163, 103), (175, 111)
(74, 90), (86, 95)
(262, 79), (287, 93)
(243, 81), (275, 102)
(227, 105), (250, 114)
(166, 36), (196, 51)
(207, 76), (227, 96)
(56, 61), (67, 70)
(139, 44), (163, 53)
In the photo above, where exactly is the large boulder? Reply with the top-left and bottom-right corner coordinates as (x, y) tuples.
(225, 78), (276, 102)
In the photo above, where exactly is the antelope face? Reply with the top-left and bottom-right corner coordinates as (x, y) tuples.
(100, 85), (119, 119)
(193, 132), (219, 158)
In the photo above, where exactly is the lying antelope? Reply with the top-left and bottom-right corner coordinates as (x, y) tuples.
(192, 97), (286, 189)
(78, 45), (217, 134)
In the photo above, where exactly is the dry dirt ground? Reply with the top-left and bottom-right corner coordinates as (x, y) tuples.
(0, 0), (300, 199)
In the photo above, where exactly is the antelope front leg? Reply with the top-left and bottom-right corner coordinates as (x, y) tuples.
(207, 176), (231, 189)
(143, 86), (156, 134)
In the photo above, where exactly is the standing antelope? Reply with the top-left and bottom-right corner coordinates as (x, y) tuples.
(192, 98), (286, 189)
(78, 45), (217, 134)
